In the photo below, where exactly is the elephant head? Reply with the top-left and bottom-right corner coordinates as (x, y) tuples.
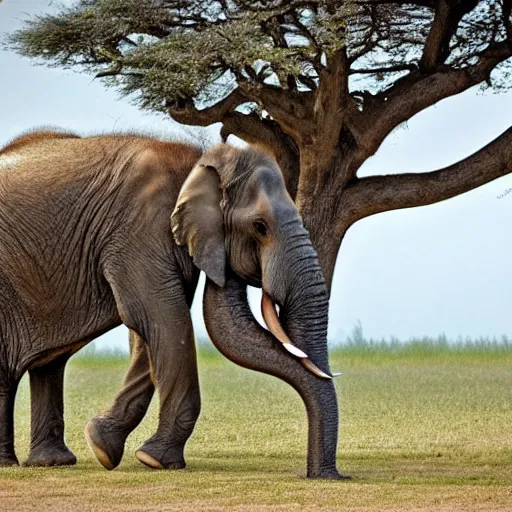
(171, 144), (342, 479)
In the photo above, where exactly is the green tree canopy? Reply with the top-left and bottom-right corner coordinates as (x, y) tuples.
(9, 1), (512, 111)
(7, 0), (512, 288)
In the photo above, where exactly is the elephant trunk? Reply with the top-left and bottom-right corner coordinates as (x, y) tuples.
(276, 221), (331, 376)
(203, 275), (343, 479)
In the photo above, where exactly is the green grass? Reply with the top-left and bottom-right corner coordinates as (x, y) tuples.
(2, 344), (512, 511)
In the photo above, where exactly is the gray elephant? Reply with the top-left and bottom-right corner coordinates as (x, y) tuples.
(0, 130), (343, 479)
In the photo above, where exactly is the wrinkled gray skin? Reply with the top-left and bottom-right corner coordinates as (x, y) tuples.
(0, 131), (342, 478)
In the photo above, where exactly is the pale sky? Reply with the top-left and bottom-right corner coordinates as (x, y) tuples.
(1, 1), (511, 351)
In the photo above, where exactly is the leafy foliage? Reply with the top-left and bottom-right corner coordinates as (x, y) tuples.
(8, 1), (511, 114)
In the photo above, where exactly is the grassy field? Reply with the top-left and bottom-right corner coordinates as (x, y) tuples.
(1, 343), (512, 511)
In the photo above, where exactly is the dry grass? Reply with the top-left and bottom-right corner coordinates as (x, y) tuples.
(1, 346), (511, 511)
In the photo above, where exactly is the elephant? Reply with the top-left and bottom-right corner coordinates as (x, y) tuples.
(0, 130), (344, 479)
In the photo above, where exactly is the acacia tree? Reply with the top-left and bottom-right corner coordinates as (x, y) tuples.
(7, 0), (512, 290)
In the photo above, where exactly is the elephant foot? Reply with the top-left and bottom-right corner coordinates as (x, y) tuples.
(85, 416), (128, 470)
(135, 438), (186, 470)
(0, 454), (19, 467)
(24, 443), (76, 467)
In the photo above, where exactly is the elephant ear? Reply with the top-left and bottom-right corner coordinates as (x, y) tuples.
(171, 164), (226, 287)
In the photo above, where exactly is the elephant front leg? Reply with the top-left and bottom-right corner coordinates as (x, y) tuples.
(105, 267), (201, 471)
(85, 330), (155, 470)
(24, 354), (77, 467)
(135, 322), (200, 470)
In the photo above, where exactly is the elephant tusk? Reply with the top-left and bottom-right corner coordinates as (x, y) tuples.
(261, 293), (308, 359)
(331, 371), (343, 377)
(302, 358), (332, 380)
(261, 293), (332, 380)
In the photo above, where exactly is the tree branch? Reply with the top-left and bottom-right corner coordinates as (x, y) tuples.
(167, 86), (301, 196)
(420, 0), (452, 70)
(420, 0), (479, 71)
(343, 125), (512, 223)
(350, 64), (417, 75)
(304, 48), (350, 153)
(167, 89), (246, 126)
(503, 0), (512, 45)
(240, 83), (313, 142)
(94, 61), (122, 78)
(352, 41), (512, 158)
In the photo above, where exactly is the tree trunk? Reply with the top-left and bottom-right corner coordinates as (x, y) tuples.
(294, 150), (361, 295)
(297, 199), (345, 294)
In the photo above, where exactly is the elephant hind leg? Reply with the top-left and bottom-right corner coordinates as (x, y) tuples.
(0, 376), (19, 467)
(24, 354), (76, 467)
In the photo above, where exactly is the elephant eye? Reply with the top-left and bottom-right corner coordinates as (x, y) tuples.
(253, 220), (268, 237)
